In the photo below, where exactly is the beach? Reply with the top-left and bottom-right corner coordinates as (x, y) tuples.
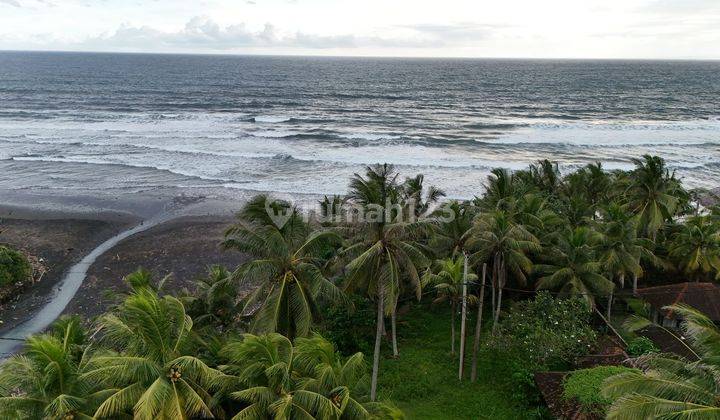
(0, 188), (254, 347)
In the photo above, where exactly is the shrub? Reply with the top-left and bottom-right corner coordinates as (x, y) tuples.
(494, 292), (597, 370)
(490, 292), (598, 404)
(319, 294), (375, 355)
(563, 366), (639, 415)
(0, 245), (31, 287)
(626, 336), (660, 357)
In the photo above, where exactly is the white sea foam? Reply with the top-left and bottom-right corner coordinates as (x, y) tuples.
(252, 115), (293, 123)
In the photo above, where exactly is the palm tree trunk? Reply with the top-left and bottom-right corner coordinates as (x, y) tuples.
(451, 300), (456, 355)
(632, 273), (638, 294)
(606, 289), (613, 320)
(491, 255), (498, 316)
(470, 263), (487, 382)
(458, 252), (469, 379)
(370, 285), (384, 401)
(493, 263), (505, 334)
(493, 285), (503, 334)
(492, 258), (505, 334)
(391, 306), (399, 358)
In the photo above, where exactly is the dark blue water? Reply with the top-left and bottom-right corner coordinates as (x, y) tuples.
(1, 51), (719, 198)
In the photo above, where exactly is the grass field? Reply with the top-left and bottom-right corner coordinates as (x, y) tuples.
(376, 304), (541, 419)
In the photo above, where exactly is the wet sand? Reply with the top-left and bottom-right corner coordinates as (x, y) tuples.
(0, 189), (252, 345)
(63, 215), (249, 320)
(0, 217), (131, 331)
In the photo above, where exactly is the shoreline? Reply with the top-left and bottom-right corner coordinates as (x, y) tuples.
(0, 188), (262, 351)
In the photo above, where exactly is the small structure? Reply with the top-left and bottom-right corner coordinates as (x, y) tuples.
(634, 282), (720, 329)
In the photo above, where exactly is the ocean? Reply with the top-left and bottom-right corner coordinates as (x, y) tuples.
(0, 51), (719, 199)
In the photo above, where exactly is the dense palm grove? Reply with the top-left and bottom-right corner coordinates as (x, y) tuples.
(2, 154), (720, 419)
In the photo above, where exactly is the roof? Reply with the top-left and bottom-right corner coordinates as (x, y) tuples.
(635, 282), (720, 322)
(637, 325), (699, 361)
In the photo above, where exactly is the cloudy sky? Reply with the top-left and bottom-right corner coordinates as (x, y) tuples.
(0, 0), (718, 58)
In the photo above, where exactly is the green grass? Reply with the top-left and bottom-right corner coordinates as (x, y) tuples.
(376, 304), (538, 419)
(562, 366), (639, 415)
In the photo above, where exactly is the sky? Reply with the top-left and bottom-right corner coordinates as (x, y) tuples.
(0, 0), (718, 59)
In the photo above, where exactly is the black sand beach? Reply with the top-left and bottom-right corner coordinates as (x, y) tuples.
(0, 188), (256, 346)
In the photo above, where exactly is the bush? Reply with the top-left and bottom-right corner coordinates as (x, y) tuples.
(319, 294), (375, 355)
(0, 245), (31, 287)
(626, 336), (660, 357)
(563, 366), (639, 415)
(490, 292), (598, 404)
(494, 292), (597, 369)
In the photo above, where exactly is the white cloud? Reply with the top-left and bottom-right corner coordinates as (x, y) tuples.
(76, 17), (440, 51)
(0, 0), (718, 58)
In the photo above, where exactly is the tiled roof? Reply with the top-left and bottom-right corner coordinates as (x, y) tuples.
(635, 282), (720, 322)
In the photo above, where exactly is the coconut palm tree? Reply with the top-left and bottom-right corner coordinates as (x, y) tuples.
(625, 155), (686, 239)
(562, 162), (612, 219)
(428, 200), (476, 259)
(480, 168), (523, 211)
(181, 265), (238, 330)
(0, 316), (110, 420)
(218, 333), (388, 419)
(668, 215), (720, 282)
(401, 174), (445, 218)
(597, 203), (662, 312)
(523, 159), (563, 197)
(84, 286), (222, 419)
(422, 257), (478, 355)
(602, 305), (720, 419)
(536, 227), (614, 308)
(468, 211), (540, 333)
(343, 163), (430, 400)
(504, 193), (562, 239)
(223, 195), (344, 340)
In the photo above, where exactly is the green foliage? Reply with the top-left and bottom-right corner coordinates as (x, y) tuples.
(87, 274), (222, 419)
(223, 194), (344, 339)
(320, 293), (375, 355)
(491, 292), (597, 404)
(494, 292), (597, 370)
(377, 305), (540, 419)
(563, 366), (639, 415)
(536, 226), (613, 307)
(0, 245), (31, 287)
(217, 332), (395, 419)
(668, 215), (720, 281)
(625, 336), (659, 357)
(0, 316), (103, 419)
(603, 304), (720, 418)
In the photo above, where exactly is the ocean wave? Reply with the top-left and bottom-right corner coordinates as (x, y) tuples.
(338, 132), (401, 141)
(252, 115), (294, 123)
(9, 155), (235, 185)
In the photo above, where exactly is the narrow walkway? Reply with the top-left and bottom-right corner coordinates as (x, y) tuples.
(0, 213), (174, 356)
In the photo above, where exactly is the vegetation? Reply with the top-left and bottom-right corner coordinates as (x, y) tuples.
(562, 366), (639, 415)
(3, 154), (720, 418)
(422, 256), (477, 354)
(625, 336), (659, 357)
(491, 292), (597, 403)
(603, 305), (720, 418)
(376, 305), (536, 419)
(217, 333), (392, 419)
(222, 194), (344, 339)
(0, 244), (31, 287)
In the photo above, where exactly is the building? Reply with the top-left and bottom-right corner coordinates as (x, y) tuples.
(634, 282), (720, 328)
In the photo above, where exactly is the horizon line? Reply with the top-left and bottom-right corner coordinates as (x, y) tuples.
(1, 48), (718, 62)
